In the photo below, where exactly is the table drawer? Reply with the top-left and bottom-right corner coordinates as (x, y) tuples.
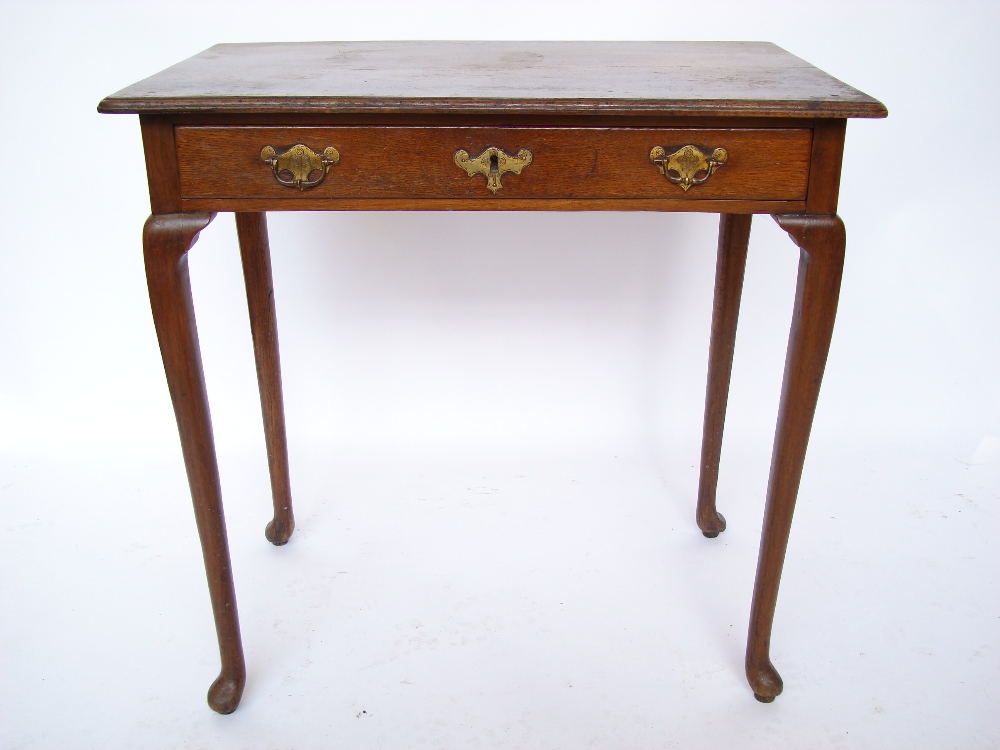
(175, 126), (812, 202)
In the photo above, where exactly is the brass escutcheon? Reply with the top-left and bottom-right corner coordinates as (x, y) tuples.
(261, 144), (340, 191)
(649, 145), (728, 191)
(454, 146), (533, 194)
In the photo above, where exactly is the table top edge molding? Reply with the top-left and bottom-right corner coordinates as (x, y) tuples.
(98, 96), (887, 119)
(96, 40), (887, 120)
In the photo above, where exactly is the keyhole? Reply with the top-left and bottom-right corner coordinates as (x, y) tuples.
(489, 153), (499, 174)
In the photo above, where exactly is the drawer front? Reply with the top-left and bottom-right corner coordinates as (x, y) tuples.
(175, 126), (812, 202)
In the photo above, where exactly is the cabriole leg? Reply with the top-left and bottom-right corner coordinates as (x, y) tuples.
(235, 212), (295, 545)
(746, 214), (845, 703)
(696, 213), (752, 537)
(143, 212), (246, 714)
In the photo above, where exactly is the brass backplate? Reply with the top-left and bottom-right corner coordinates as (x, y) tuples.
(454, 146), (533, 194)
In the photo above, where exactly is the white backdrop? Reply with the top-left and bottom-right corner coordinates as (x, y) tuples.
(1, 1), (997, 748)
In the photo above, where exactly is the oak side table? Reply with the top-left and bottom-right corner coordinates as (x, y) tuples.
(98, 41), (886, 713)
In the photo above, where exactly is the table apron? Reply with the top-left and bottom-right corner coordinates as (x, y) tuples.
(177, 197), (805, 213)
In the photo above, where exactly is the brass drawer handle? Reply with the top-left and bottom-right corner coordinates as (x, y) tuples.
(260, 144), (340, 191)
(454, 146), (533, 194)
(649, 145), (728, 191)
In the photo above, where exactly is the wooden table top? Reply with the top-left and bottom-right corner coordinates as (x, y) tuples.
(98, 41), (887, 119)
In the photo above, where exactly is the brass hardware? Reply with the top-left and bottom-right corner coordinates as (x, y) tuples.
(260, 144), (340, 190)
(454, 146), (533, 194)
(649, 145), (728, 191)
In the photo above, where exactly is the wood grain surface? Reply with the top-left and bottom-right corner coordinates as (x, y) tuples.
(175, 126), (812, 202)
(139, 117), (181, 213)
(98, 41), (887, 118)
